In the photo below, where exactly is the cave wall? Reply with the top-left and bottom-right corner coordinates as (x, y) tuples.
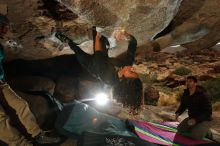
(1, 0), (182, 60)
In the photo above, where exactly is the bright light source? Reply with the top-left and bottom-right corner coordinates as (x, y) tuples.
(171, 45), (180, 47)
(216, 42), (220, 45)
(95, 92), (109, 106)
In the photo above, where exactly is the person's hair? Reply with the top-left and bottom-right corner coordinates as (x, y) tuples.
(0, 14), (9, 26)
(113, 77), (143, 110)
(187, 75), (197, 83)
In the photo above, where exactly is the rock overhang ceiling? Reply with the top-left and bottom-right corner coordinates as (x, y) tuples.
(0, 0), (220, 61)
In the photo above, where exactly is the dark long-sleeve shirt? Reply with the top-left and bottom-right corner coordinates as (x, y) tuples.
(68, 41), (119, 86)
(67, 35), (137, 86)
(109, 35), (137, 67)
(175, 86), (212, 123)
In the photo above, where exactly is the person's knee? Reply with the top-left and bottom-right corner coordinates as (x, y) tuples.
(191, 122), (211, 140)
(191, 128), (209, 140)
(15, 99), (29, 110)
(191, 132), (205, 140)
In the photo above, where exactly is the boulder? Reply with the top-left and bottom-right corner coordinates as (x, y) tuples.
(198, 75), (215, 81)
(7, 76), (56, 95)
(140, 0), (220, 54)
(54, 76), (79, 102)
(164, 74), (185, 88)
(157, 92), (178, 106)
(213, 64), (220, 73)
(15, 91), (52, 127)
(143, 84), (159, 106)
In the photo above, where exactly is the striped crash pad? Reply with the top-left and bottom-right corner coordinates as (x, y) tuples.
(128, 120), (212, 146)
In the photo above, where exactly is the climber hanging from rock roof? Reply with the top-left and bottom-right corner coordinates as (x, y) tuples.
(55, 27), (143, 114)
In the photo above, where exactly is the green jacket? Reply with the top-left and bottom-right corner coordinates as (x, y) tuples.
(0, 43), (5, 81)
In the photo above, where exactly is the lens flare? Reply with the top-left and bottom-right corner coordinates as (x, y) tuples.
(95, 93), (109, 106)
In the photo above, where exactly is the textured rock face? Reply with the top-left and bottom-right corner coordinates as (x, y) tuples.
(54, 76), (79, 102)
(1, 0), (182, 60)
(16, 91), (51, 126)
(177, 0), (220, 50)
(60, 0), (181, 38)
(151, 0), (220, 51)
(8, 76), (56, 94)
(143, 84), (159, 106)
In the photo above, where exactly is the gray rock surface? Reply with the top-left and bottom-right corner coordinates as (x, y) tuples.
(1, 0), (182, 60)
